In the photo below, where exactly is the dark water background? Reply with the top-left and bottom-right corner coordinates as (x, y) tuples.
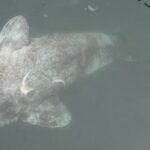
(0, 0), (150, 150)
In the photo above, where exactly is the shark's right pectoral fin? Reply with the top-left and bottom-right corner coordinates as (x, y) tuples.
(21, 96), (71, 128)
(0, 16), (30, 50)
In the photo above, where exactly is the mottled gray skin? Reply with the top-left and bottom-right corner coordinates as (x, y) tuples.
(0, 16), (118, 128)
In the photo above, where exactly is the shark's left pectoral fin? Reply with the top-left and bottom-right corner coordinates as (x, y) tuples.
(21, 96), (71, 128)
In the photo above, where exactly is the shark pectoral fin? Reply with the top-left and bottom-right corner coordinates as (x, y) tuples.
(0, 16), (29, 49)
(21, 96), (71, 128)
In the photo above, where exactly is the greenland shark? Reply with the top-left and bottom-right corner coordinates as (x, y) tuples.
(0, 15), (121, 128)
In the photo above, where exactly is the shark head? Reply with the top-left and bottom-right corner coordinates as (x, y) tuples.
(0, 16), (71, 128)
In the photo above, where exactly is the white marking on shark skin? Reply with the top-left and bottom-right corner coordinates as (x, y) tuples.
(52, 79), (66, 88)
(20, 72), (33, 95)
(86, 5), (99, 12)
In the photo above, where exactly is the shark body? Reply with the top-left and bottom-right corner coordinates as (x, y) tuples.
(0, 16), (118, 128)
